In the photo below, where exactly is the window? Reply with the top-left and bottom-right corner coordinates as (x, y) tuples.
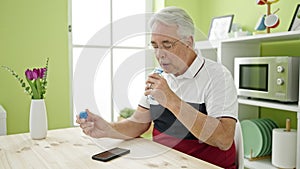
(71, 0), (153, 124)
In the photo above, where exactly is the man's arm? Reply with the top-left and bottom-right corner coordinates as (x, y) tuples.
(77, 106), (151, 140)
(110, 106), (152, 139)
(166, 97), (236, 151)
(145, 73), (236, 150)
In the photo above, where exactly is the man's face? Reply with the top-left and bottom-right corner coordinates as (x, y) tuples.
(150, 22), (193, 76)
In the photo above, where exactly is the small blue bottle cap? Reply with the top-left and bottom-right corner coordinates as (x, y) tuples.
(79, 111), (88, 119)
(153, 68), (163, 74)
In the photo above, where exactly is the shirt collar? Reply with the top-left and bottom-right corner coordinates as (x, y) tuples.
(175, 55), (204, 79)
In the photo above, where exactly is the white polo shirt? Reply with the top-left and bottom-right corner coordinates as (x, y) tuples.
(139, 56), (238, 120)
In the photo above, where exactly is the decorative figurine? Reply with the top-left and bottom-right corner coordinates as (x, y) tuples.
(255, 0), (280, 33)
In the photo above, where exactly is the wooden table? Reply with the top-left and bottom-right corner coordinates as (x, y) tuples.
(0, 127), (223, 169)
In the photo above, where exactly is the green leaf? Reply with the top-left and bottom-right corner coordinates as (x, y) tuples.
(26, 78), (40, 99)
(1, 58), (49, 99)
(36, 78), (42, 98)
(119, 108), (135, 118)
(1, 65), (31, 95)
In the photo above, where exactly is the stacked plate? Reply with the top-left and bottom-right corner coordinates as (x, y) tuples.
(241, 118), (278, 159)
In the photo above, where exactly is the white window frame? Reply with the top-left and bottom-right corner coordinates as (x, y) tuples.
(69, 0), (154, 125)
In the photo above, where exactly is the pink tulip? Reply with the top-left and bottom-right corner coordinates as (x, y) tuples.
(32, 68), (39, 79)
(5, 57), (49, 99)
(25, 69), (34, 80)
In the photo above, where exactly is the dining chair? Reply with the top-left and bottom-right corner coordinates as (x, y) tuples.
(234, 120), (244, 169)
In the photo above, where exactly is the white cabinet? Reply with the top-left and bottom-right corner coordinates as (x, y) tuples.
(0, 105), (6, 136)
(195, 30), (300, 169)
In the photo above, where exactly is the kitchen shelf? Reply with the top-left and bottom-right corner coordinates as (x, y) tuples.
(195, 30), (300, 169)
(244, 158), (278, 169)
(238, 97), (299, 112)
(222, 30), (300, 44)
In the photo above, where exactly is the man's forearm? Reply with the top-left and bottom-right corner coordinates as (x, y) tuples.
(110, 119), (150, 140)
(166, 97), (235, 150)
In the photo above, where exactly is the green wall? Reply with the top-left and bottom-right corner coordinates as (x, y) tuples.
(165, 0), (300, 37)
(0, 0), (71, 134)
(164, 0), (300, 129)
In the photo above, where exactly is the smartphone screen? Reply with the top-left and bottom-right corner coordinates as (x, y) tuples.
(92, 147), (130, 162)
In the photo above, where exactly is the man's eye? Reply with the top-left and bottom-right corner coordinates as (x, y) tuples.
(162, 42), (172, 49)
(150, 43), (158, 48)
(151, 45), (159, 49)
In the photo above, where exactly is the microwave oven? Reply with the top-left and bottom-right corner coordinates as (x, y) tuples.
(234, 56), (299, 102)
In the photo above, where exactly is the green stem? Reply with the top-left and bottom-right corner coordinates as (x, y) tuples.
(1, 66), (31, 95)
(26, 78), (40, 99)
(36, 78), (42, 99)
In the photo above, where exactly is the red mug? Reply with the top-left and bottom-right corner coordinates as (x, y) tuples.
(264, 14), (280, 28)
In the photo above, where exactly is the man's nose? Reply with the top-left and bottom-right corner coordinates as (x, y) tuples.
(155, 48), (166, 58)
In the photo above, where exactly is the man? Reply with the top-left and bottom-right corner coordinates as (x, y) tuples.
(77, 6), (238, 169)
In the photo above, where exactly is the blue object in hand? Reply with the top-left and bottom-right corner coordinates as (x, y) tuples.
(79, 111), (88, 119)
(153, 67), (163, 74)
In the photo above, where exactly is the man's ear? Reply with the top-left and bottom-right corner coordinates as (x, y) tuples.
(185, 36), (194, 48)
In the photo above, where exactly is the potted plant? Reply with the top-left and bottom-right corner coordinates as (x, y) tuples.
(118, 107), (135, 121)
(2, 58), (49, 139)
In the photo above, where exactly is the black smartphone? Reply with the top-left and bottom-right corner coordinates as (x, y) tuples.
(91, 147), (130, 162)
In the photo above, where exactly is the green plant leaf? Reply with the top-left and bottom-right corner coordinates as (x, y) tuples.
(26, 78), (40, 99)
(1, 58), (49, 99)
(119, 107), (135, 118)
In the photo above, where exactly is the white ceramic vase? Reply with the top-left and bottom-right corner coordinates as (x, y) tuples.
(30, 99), (48, 139)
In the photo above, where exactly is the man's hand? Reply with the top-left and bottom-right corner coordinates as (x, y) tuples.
(76, 109), (112, 138)
(145, 73), (179, 107)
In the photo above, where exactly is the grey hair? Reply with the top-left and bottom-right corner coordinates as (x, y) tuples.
(148, 6), (195, 40)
